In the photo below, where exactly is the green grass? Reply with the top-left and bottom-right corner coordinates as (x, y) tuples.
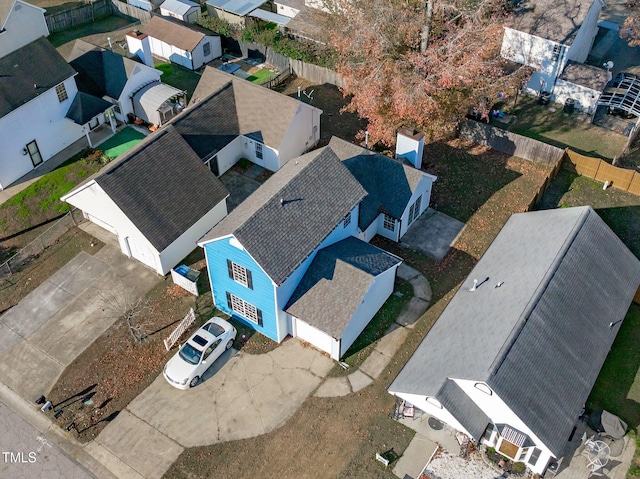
(98, 127), (145, 159)
(155, 63), (201, 102)
(246, 68), (275, 84)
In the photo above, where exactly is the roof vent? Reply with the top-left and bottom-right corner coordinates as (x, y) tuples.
(280, 198), (284, 206)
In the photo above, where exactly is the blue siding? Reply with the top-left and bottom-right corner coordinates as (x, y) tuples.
(204, 236), (279, 341)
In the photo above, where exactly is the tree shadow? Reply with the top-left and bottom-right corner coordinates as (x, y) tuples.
(77, 410), (120, 434)
(52, 384), (97, 409)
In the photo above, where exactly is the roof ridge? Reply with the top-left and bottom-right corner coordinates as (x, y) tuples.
(487, 206), (591, 377)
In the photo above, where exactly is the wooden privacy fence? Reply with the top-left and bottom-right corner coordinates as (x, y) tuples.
(45, 0), (112, 33)
(524, 156), (564, 212)
(563, 149), (640, 196)
(163, 308), (196, 351)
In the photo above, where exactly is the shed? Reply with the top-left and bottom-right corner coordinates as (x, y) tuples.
(160, 0), (201, 23)
(131, 81), (186, 126)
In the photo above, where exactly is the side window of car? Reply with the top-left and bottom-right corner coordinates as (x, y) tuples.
(205, 340), (222, 360)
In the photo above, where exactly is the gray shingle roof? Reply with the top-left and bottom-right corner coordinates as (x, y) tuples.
(507, 0), (596, 45)
(329, 137), (426, 229)
(0, 36), (76, 120)
(189, 66), (319, 152)
(206, 0), (263, 16)
(285, 236), (402, 338)
(389, 206), (640, 456)
(200, 147), (367, 285)
(65, 91), (112, 125)
(141, 15), (213, 52)
(437, 380), (490, 441)
(559, 61), (609, 91)
(94, 126), (229, 251)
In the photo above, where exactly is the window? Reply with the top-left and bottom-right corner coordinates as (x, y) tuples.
(226, 292), (263, 326)
(88, 117), (100, 130)
(255, 142), (263, 160)
(517, 447), (529, 461)
(25, 140), (42, 167)
(408, 195), (422, 224)
(227, 259), (253, 289)
(528, 448), (541, 466)
(474, 382), (493, 395)
(113, 102), (121, 114)
(383, 214), (395, 231)
(552, 44), (562, 61)
(343, 212), (351, 228)
(483, 423), (494, 442)
(205, 155), (219, 175)
(55, 83), (68, 102)
(203, 41), (211, 57)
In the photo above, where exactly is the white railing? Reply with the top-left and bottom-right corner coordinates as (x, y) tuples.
(163, 308), (196, 351)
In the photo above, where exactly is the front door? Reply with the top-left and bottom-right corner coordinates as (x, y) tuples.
(26, 140), (43, 167)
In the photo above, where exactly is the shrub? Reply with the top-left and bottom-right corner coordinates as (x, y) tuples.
(511, 462), (526, 474)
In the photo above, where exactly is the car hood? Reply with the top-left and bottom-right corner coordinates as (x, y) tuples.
(165, 354), (197, 382)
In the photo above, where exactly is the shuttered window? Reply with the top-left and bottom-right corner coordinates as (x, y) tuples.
(226, 292), (263, 326)
(227, 259), (253, 289)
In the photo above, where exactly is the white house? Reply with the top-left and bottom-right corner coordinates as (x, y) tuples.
(160, 0), (201, 23)
(62, 126), (229, 275)
(0, 37), (114, 189)
(65, 39), (185, 126)
(187, 66), (323, 174)
(501, 0), (602, 98)
(0, 0), (49, 59)
(127, 16), (221, 71)
(552, 61), (609, 114)
(389, 206), (640, 476)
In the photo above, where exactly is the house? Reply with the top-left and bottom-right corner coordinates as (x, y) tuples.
(64, 39), (186, 127)
(198, 138), (436, 358)
(0, 0), (49, 59)
(62, 126), (229, 275)
(389, 206), (640, 476)
(0, 37), (115, 189)
(126, 16), (221, 71)
(205, 0), (264, 25)
(501, 0), (602, 99)
(329, 137), (436, 242)
(186, 65), (322, 174)
(160, 0), (201, 23)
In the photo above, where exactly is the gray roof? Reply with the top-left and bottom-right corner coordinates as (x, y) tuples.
(284, 4), (324, 41)
(65, 91), (112, 124)
(65, 40), (144, 99)
(329, 137), (427, 229)
(507, 0), (597, 45)
(285, 236), (402, 338)
(160, 0), (199, 15)
(141, 16), (214, 52)
(389, 206), (640, 456)
(437, 380), (490, 441)
(188, 66), (320, 154)
(0, 36), (76, 120)
(206, 0), (263, 15)
(200, 147), (368, 285)
(559, 61), (609, 91)
(92, 126), (229, 251)
(274, 0), (303, 9)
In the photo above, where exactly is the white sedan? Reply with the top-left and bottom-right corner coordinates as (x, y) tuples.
(163, 317), (236, 389)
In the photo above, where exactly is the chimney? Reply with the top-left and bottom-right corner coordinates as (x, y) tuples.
(395, 127), (425, 169)
(126, 31), (154, 68)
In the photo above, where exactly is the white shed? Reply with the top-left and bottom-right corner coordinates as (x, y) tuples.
(160, 0), (201, 23)
(62, 128), (229, 275)
(131, 82), (186, 126)
(286, 237), (402, 360)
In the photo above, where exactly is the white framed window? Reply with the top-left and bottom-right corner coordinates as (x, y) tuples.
(227, 259), (253, 289)
(55, 83), (68, 102)
(255, 142), (263, 160)
(552, 44), (562, 61)
(343, 211), (351, 228)
(203, 41), (211, 56)
(383, 214), (395, 231)
(25, 140), (43, 167)
(408, 195), (422, 224)
(227, 292), (262, 325)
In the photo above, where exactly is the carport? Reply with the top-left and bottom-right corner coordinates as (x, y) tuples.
(594, 70), (640, 136)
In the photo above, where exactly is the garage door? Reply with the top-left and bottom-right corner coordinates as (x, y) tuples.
(126, 236), (157, 271)
(294, 317), (338, 359)
(86, 213), (117, 235)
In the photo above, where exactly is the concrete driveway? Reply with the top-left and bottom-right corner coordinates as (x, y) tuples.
(0, 247), (159, 403)
(88, 339), (333, 479)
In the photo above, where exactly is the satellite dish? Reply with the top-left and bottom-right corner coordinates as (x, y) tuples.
(604, 61), (614, 70)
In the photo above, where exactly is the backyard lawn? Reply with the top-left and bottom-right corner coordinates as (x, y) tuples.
(156, 63), (201, 102)
(98, 127), (146, 159)
(246, 68), (275, 83)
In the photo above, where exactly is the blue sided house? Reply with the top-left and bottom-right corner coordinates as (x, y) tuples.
(199, 137), (437, 360)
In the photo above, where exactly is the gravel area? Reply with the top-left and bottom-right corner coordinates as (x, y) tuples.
(423, 450), (501, 479)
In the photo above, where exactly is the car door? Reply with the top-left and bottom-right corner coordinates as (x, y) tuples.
(201, 339), (223, 372)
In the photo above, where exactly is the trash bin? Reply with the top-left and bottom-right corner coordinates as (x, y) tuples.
(563, 98), (575, 114)
(539, 91), (551, 105)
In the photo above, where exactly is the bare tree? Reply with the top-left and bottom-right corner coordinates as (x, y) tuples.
(98, 281), (151, 343)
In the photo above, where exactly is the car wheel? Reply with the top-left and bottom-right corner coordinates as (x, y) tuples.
(225, 339), (233, 350)
(189, 376), (200, 388)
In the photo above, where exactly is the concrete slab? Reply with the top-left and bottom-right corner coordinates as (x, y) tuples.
(402, 208), (465, 260)
(376, 324), (409, 358)
(0, 341), (63, 401)
(1, 281), (74, 338)
(348, 370), (373, 392)
(46, 252), (108, 296)
(94, 410), (182, 479)
(359, 350), (391, 379)
(219, 170), (261, 212)
(396, 298), (430, 327)
(0, 322), (23, 355)
(397, 414), (462, 454)
(313, 376), (351, 397)
(85, 442), (145, 479)
(410, 276), (432, 302)
(393, 433), (436, 479)
(397, 263), (420, 281)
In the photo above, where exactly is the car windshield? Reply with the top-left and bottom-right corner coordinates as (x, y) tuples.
(202, 322), (225, 336)
(179, 343), (202, 365)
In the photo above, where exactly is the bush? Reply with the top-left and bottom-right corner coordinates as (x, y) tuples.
(512, 462), (526, 474)
(197, 15), (235, 37)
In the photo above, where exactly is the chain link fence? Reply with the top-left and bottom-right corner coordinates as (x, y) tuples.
(0, 209), (85, 281)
